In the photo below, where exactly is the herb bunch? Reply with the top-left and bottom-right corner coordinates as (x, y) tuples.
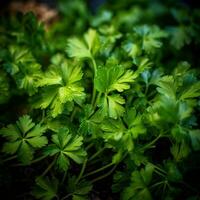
(0, 0), (200, 199)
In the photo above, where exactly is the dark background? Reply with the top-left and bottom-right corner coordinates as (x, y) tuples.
(0, 0), (200, 11)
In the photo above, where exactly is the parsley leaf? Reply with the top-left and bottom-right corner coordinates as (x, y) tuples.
(44, 128), (86, 171)
(66, 29), (99, 60)
(122, 163), (154, 200)
(34, 59), (85, 117)
(95, 65), (136, 93)
(32, 176), (58, 200)
(0, 115), (47, 164)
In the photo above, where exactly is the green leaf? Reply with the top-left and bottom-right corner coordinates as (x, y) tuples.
(0, 70), (10, 104)
(180, 82), (200, 100)
(189, 130), (200, 151)
(66, 29), (99, 60)
(134, 25), (168, 54)
(15, 62), (42, 95)
(67, 176), (92, 200)
(44, 128), (86, 171)
(122, 163), (154, 200)
(169, 26), (192, 49)
(16, 115), (35, 135)
(164, 160), (183, 182)
(101, 119), (134, 152)
(124, 108), (146, 138)
(18, 141), (34, 164)
(170, 140), (190, 162)
(32, 176), (58, 200)
(156, 76), (177, 100)
(66, 38), (91, 59)
(5, 46), (35, 75)
(34, 60), (85, 117)
(95, 65), (136, 93)
(0, 115), (47, 164)
(98, 94), (125, 119)
(27, 136), (48, 148)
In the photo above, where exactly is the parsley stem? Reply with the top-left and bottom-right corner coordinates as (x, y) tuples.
(82, 162), (114, 178)
(141, 134), (162, 150)
(61, 193), (72, 200)
(42, 156), (57, 177)
(85, 142), (94, 150)
(75, 159), (87, 184)
(91, 57), (97, 75)
(93, 92), (102, 110)
(70, 107), (78, 122)
(61, 170), (67, 184)
(152, 164), (167, 174)
(89, 147), (105, 161)
(144, 84), (149, 95)
(149, 180), (168, 189)
(90, 164), (117, 183)
(91, 86), (97, 106)
(30, 155), (47, 164)
(40, 110), (46, 124)
(154, 169), (166, 177)
(2, 155), (17, 163)
(12, 155), (47, 167)
(91, 57), (97, 106)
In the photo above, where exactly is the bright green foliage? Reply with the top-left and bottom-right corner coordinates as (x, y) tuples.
(101, 108), (146, 161)
(94, 65), (137, 118)
(122, 163), (154, 200)
(67, 176), (92, 200)
(4, 46), (42, 95)
(0, 115), (47, 164)
(44, 128), (86, 171)
(98, 94), (125, 119)
(0, 1), (200, 199)
(135, 25), (168, 54)
(0, 70), (10, 104)
(95, 65), (136, 93)
(34, 58), (85, 117)
(66, 29), (99, 60)
(32, 176), (58, 200)
(189, 130), (200, 151)
(4, 46), (36, 75)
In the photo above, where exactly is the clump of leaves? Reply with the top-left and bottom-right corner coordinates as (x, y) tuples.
(0, 0), (200, 199)
(0, 115), (47, 164)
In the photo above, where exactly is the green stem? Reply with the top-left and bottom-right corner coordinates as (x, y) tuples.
(61, 170), (68, 184)
(144, 84), (149, 95)
(89, 147), (105, 161)
(93, 92), (102, 110)
(2, 155), (17, 163)
(91, 57), (97, 106)
(154, 169), (166, 178)
(150, 180), (166, 189)
(88, 157), (102, 166)
(41, 156), (57, 177)
(91, 57), (97, 75)
(75, 159), (87, 184)
(39, 110), (46, 125)
(82, 162), (114, 178)
(153, 164), (167, 175)
(70, 107), (78, 122)
(13, 155), (47, 166)
(91, 87), (97, 107)
(141, 134), (162, 150)
(85, 143), (94, 151)
(91, 164), (118, 183)
(61, 193), (72, 200)
(31, 155), (47, 164)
